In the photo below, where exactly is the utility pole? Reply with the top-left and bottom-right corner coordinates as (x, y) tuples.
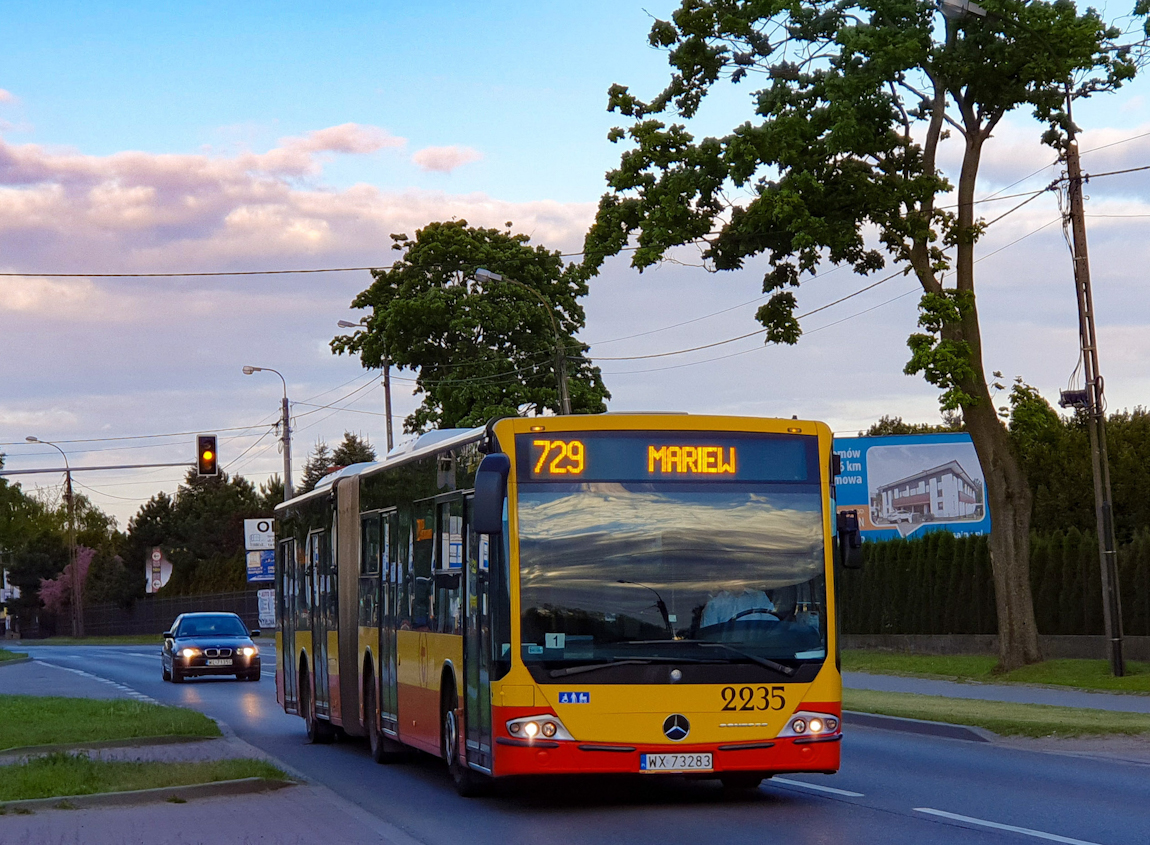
(281, 392), (293, 500)
(1062, 131), (1125, 677)
(382, 359), (394, 452)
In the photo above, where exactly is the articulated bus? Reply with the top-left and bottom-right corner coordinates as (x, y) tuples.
(274, 414), (862, 794)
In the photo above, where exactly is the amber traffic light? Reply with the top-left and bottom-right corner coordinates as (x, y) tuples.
(197, 435), (218, 476)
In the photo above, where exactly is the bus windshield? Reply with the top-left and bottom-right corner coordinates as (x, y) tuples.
(517, 483), (827, 677)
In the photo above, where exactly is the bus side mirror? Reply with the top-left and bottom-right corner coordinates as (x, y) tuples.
(473, 452), (510, 535)
(836, 509), (864, 570)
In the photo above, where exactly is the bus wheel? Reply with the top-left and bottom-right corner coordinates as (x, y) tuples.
(302, 665), (333, 745)
(442, 693), (487, 797)
(720, 773), (764, 790)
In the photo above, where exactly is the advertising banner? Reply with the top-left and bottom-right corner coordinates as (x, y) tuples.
(832, 433), (991, 540)
(257, 588), (276, 628)
(244, 519), (275, 551)
(246, 549), (275, 582)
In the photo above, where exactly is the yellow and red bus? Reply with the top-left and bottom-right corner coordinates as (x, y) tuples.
(274, 414), (862, 794)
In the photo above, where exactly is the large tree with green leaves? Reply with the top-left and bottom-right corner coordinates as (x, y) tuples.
(333, 221), (610, 431)
(583, 0), (1148, 669)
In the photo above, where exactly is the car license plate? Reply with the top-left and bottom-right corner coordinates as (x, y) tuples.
(206, 658), (232, 666)
(640, 753), (713, 772)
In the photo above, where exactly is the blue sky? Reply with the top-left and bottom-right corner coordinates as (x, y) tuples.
(3, 1), (1150, 525)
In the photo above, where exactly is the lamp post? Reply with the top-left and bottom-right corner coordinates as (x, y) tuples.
(338, 320), (393, 452)
(937, 2), (1125, 675)
(25, 436), (81, 638)
(474, 268), (572, 415)
(243, 366), (293, 501)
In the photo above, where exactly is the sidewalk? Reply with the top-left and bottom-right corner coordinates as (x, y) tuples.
(842, 670), (1150, 713)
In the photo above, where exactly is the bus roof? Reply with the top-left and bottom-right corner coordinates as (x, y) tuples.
(273, 425), (485, 515)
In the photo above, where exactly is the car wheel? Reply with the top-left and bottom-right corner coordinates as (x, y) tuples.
(245, 666), (261, 682)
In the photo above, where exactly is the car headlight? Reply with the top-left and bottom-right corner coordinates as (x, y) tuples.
(240, 647), (258, 658)
(179, 648), (200, 659)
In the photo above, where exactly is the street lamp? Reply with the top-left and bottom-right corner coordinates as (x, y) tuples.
(338, 319), (394, 452)
(938, 3), (1125, 675)
(25, 436), (81, 638)
(243, 366), (293, 501)
(474, 268), (573, 415)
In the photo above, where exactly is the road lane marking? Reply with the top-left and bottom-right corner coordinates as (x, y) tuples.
(36, 660), (159, 705)
(914, 808), (1103, 845)
(772, 777), (864, 797)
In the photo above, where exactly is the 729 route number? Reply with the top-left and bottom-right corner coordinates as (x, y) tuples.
(720, 685), (786, 711)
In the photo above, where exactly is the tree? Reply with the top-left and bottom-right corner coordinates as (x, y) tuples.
(863, 412), (964, 436)
(299, 440), (335, 494)
(332, 431), (377, 466)
(257, 474), (284, 513)
(582, 0), (1148, 670)
(333, 221), (610, 431)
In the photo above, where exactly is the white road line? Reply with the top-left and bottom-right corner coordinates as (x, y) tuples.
(36, 660), (159, 705)
(915, 808), (1103, 845)
(772, 777), (864, 797)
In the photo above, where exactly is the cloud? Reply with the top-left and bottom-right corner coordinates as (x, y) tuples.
(0, 89), (15, 104)
(0, 128), (589, 285)
(411, 145), (482, 173)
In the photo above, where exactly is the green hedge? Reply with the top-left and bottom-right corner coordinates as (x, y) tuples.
(839, 528), (1150, 636)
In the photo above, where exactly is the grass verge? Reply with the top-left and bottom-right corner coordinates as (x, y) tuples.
(18, 635), (165, 646)
(0, 754), (285, 802)
(0, 696), (220, 751)
(0, 648), (27, 663)
(844, 688), (1150, 737)
(842, 650), (1150, 694)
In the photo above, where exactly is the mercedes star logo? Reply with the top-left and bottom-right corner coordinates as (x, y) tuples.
(663, 713), (690, 741)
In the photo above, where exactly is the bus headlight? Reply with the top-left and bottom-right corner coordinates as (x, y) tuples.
(779, 711), (840, 738)
(505, 714), (574, 741)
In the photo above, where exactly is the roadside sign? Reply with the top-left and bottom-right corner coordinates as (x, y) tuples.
(244, 519), (275, 551)
(246, 549), (274, 582)
(257, 589), (275, 628)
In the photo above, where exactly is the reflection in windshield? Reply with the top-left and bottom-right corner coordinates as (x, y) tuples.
(517, 484), (826, 669)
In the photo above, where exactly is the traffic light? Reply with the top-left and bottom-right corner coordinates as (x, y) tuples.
(196, 435), (219, 476)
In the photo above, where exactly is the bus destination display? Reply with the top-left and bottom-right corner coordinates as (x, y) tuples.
(516, 432), (815, 483)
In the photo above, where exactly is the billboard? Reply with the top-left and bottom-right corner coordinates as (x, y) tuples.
(832, 433), (990, 540)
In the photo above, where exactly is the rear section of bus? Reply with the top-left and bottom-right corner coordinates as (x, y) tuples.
(480, 414), (843, 781)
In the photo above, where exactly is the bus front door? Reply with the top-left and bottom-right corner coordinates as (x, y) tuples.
(463, 497), (493, 772)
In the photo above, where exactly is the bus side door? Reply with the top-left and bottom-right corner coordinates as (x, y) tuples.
(463, 494), (493, 772)
(278, 538), (298, 713)
(308, 529), (331, 717)
(381, 510), (399, 735)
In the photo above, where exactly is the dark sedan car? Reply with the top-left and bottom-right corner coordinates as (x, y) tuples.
(161, 612), (261, 683)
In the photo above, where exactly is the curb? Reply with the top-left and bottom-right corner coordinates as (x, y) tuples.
(844, 709), (994, 742)
(0, 734), (216, 763)
(0, 776), (295, 814)
(0, 655), (31, 668)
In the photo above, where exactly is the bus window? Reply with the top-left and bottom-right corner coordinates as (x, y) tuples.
(361, 514), (381, 575)
(435, 499), (464, 634)
(411, 500), (435, 631)
(397, 508), (411, 629)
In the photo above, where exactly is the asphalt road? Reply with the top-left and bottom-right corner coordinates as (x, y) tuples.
(12, 645), (1149, 845)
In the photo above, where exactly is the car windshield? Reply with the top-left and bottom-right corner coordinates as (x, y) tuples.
(517, 483), (827, 673)
(176, 615), (248, 638)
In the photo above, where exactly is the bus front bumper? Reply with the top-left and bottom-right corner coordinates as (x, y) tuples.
(490, 733), (841, 778)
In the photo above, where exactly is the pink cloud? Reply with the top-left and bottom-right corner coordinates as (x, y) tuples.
(0, 129), (591, 288)
(0, 89), (15, 104)
(411, 145), (482, 173)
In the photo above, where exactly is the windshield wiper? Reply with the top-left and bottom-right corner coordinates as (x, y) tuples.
(548, 656), (711, 678)
(695, 642), (797, 677)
